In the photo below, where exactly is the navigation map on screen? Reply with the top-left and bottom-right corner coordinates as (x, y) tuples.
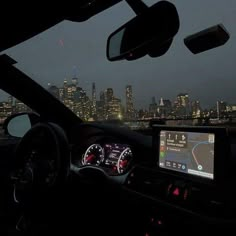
(159, 131), (214, 179)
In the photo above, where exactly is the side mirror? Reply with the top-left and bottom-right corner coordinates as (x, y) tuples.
(3, 112), (40, 138)
(107, 1), (179, 61)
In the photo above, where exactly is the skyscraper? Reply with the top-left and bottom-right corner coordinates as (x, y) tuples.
(59, 88), (64, 101)
(96, 91), (106, 120)
(91, 82), (96, 117)
(63, 79), (68, 101)
(159, 97), (164, 106)
(217, 101), (227, 118)
(100, 91), (105, 103)
(102, 88), (123, 120)
(192, 101), (201, 118)
(126, 85), (134, 119)
(106, 88), (113, 103)
(177, 93), (190, 107)
(107, 97), (122, 120)
(8, 96), (13, 107)
(149, 97), (157, 118)
(175, 93), (190, 117)
(72, 77), (78, 86)
(158, 98), (172, 118)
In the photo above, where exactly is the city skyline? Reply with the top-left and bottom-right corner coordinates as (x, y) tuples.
(40, 77), (236, 111)
(0, 76), (235, 125)
(0, 74), (232, 112)
(46, 78), (236, 112)
(44, 78), (236, 122)
(0, 77), (235, 112)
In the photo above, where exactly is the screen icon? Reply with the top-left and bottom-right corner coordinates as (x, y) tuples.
(198, 165), (203, 171)
(165, 161), (171, 167)
(160, 146), (165, 152)
(160, 152), (165, 158)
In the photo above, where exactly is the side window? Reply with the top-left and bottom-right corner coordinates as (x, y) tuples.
(0, 91), (32, 138)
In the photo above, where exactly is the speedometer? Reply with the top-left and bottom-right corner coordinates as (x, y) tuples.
(82, 144), (104, 166)
(117, 147), (133, 174)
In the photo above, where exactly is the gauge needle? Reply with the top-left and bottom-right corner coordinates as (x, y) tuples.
(86, 154), (95, 162)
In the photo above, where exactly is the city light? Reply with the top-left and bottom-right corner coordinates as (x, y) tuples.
(0, 78), (236, 127)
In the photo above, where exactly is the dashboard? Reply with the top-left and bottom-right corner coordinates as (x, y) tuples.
(76, 142), (133, 175)
(68, 123), (236, 227)
(11, 120), (236, 233)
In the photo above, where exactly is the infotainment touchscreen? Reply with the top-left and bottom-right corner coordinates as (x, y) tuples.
(159, 131), (214, 179)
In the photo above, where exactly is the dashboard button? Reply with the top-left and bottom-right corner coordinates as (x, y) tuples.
(172, 187), (180, 196)
(183, 189), (189, 200)
(167, 183), (191, 203)
(167, 184), (183, 200)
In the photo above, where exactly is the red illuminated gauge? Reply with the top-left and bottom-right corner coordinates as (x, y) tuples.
(117, 147), (133, 174)
(82, 144), (104, 166)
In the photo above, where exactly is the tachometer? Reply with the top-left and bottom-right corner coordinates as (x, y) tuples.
(82, 144), (104, 166)
(117, 147), (133, 174)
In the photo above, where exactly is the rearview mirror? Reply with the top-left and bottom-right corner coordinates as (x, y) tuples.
(107, 1), (179, 61)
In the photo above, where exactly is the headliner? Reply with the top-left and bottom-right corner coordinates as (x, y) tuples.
(0, 0), (122, 52)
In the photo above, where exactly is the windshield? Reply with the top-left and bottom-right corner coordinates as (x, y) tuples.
(2, 0), (236, 129)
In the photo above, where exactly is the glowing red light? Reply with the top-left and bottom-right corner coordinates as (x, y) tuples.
(86, 154), (95, 162)
(173, 188), (180, 196)
(184, 189), (188, 200)
(157, 220), (162, 225)
(119, 160), (128, 167)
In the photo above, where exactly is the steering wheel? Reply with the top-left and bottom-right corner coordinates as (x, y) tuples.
(10, 122), (70, 231)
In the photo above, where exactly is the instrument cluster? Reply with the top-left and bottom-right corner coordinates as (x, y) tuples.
(81, 143), (133, 175)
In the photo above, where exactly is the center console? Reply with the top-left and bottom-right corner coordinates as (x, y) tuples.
(125, 125), (236, 224)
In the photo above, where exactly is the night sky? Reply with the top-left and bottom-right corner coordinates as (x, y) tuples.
(3, 0), (236, 110)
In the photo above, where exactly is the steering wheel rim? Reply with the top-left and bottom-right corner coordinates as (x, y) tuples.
(11, 122), (70, 204)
